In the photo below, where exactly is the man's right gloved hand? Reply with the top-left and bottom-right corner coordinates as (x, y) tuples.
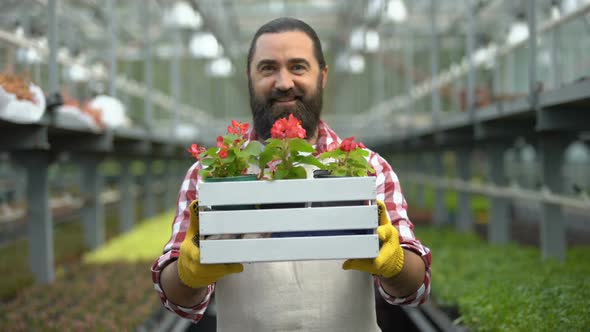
(177, 200), (244, 288)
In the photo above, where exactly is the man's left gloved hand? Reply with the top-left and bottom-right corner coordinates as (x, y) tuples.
(342, 200), (405, 278)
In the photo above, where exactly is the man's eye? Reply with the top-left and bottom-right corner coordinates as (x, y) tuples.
(291, 65), (306, 72)
(260, 66), (275, 73)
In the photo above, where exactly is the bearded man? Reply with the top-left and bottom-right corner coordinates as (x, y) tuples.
(152, 17), (431, 332)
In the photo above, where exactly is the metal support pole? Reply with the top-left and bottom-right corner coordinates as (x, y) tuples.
(433, 151), (448, 225)
(527, 0), (538, 110)
(170, 29), (182, 137)
(80, 156), (105, 249)
(429, 0), (441, 127)
(415, 153), (426, 208)
(404, 30), (415, 137)
(466, 0), (477, 121)
(19, 152), (54, 284)
(538, 134), (569, 261)
(142, 2), (154, 132)
(143, 158), (156, 218)
(107, 0), (118, 98)
(487, 143), (511, 243)
(374, 52), (386, 107)
(550, 20), (562, 89)
(119, 159), (135, 232)
(456, 147), (473, 232)
(47, 0), (59, 95)
(165, 160), (179, 209)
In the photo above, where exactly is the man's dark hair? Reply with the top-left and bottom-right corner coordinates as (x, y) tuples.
(246, 17), (326, 74)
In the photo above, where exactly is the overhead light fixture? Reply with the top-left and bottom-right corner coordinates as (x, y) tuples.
(16, 47), (42, 64)
(506, 21), (529, 46)
(386, 0), (407, 23)
(367, 0), (386, 19)
(189, 32), (222, 58)
(65, 64), (90, 82)
(349, 28), (365, 51)
(348, 54), (366, 74)
(163, 1), (202, 29)
(206, 57), (234, 77)
(365, 30), (380, 53)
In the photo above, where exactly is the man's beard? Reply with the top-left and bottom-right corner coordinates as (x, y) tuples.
(249, 77), (323, 140)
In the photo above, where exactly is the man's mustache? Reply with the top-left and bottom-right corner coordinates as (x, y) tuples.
(268, 88), (304, 102)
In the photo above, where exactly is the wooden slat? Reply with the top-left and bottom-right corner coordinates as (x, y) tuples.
(200, 205), (377, 235)
(199, 235), (379, 263)
(198, 177), (376, 206)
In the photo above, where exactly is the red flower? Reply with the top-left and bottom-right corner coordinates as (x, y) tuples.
(216, 136), (229, 159)
(216, 136), (228, 149)
(326, 141), (338, 152)
(270, 114), (306, 139)
(339, 136), (357, 152)
(187, 144), (205, 159)
(219, 149), (229, 159)
(227, 119), (249, 136)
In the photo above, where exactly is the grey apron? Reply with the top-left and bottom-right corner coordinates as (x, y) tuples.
(215, 260), (381, 332)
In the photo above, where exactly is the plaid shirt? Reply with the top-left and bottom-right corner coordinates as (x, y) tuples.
(151, 120), (432, 322)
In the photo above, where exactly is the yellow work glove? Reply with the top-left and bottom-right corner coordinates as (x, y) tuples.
(342, 200), (405, 278)
(177, 200), (244, 288)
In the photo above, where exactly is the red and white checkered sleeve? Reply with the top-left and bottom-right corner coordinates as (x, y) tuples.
(369, 152), (432, 306)
(151, 161), (215, 322)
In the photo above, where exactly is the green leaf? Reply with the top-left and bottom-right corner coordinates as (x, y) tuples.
(220, 153), (236, 164)
(351, 148), (370, 157)
(288, 166), (307, 179)
(199, 169), (212, 177)
(333, 168), (347, 176)
(295, 155), (326, 168)
(265, 139), (283, 149)
(319, 150), (343, 159)
(259, 149), (276, 169)
(200, 158), (214, 167)
(243, 141), (263, 156)
(288, 138), (315, 153)
(274, 168), (288, 179)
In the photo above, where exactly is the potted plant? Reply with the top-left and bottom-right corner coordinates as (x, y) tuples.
(315, 136), (375, 178)
(311, 136), (376, 236)
(258, 114), (325, 180)
(187, 119), (262, 181)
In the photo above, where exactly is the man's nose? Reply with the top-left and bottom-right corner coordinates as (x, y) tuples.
(275, 69), (295, 91)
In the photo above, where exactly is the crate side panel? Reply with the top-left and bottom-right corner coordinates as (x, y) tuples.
(198, 177), (376, 206)
(200, 205), (378, 235)
(199, 235), (379, 263)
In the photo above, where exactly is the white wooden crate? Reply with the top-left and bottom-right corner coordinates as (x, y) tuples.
(198, 177), (379, 264)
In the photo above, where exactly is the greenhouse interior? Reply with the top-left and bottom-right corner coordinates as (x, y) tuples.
(0, 0), (589, 331)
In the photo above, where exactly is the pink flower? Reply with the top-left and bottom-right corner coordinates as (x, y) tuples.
(271, 114), (306, 139)
(340, 136), (357, 152)
(217, 136), (228, 149)
(186, 119), (263, 178)
(227, 120), (249, 136)
(219, 149), (229, 159)
(187, 144), (205, 159)
(326, 141), (339, 152)
(318, 136), (374, 177)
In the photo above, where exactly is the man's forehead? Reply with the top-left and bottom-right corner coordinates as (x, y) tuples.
(252, 31), (315, 62)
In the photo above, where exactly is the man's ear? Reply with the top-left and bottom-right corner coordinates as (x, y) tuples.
(321, 65), (329, 89)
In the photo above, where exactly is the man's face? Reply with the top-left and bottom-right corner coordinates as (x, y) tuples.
(248, 31), (328, 140)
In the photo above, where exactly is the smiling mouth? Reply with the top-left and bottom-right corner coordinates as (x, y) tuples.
(272, 96), (300, 105)
(274, 99), (297, 105)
